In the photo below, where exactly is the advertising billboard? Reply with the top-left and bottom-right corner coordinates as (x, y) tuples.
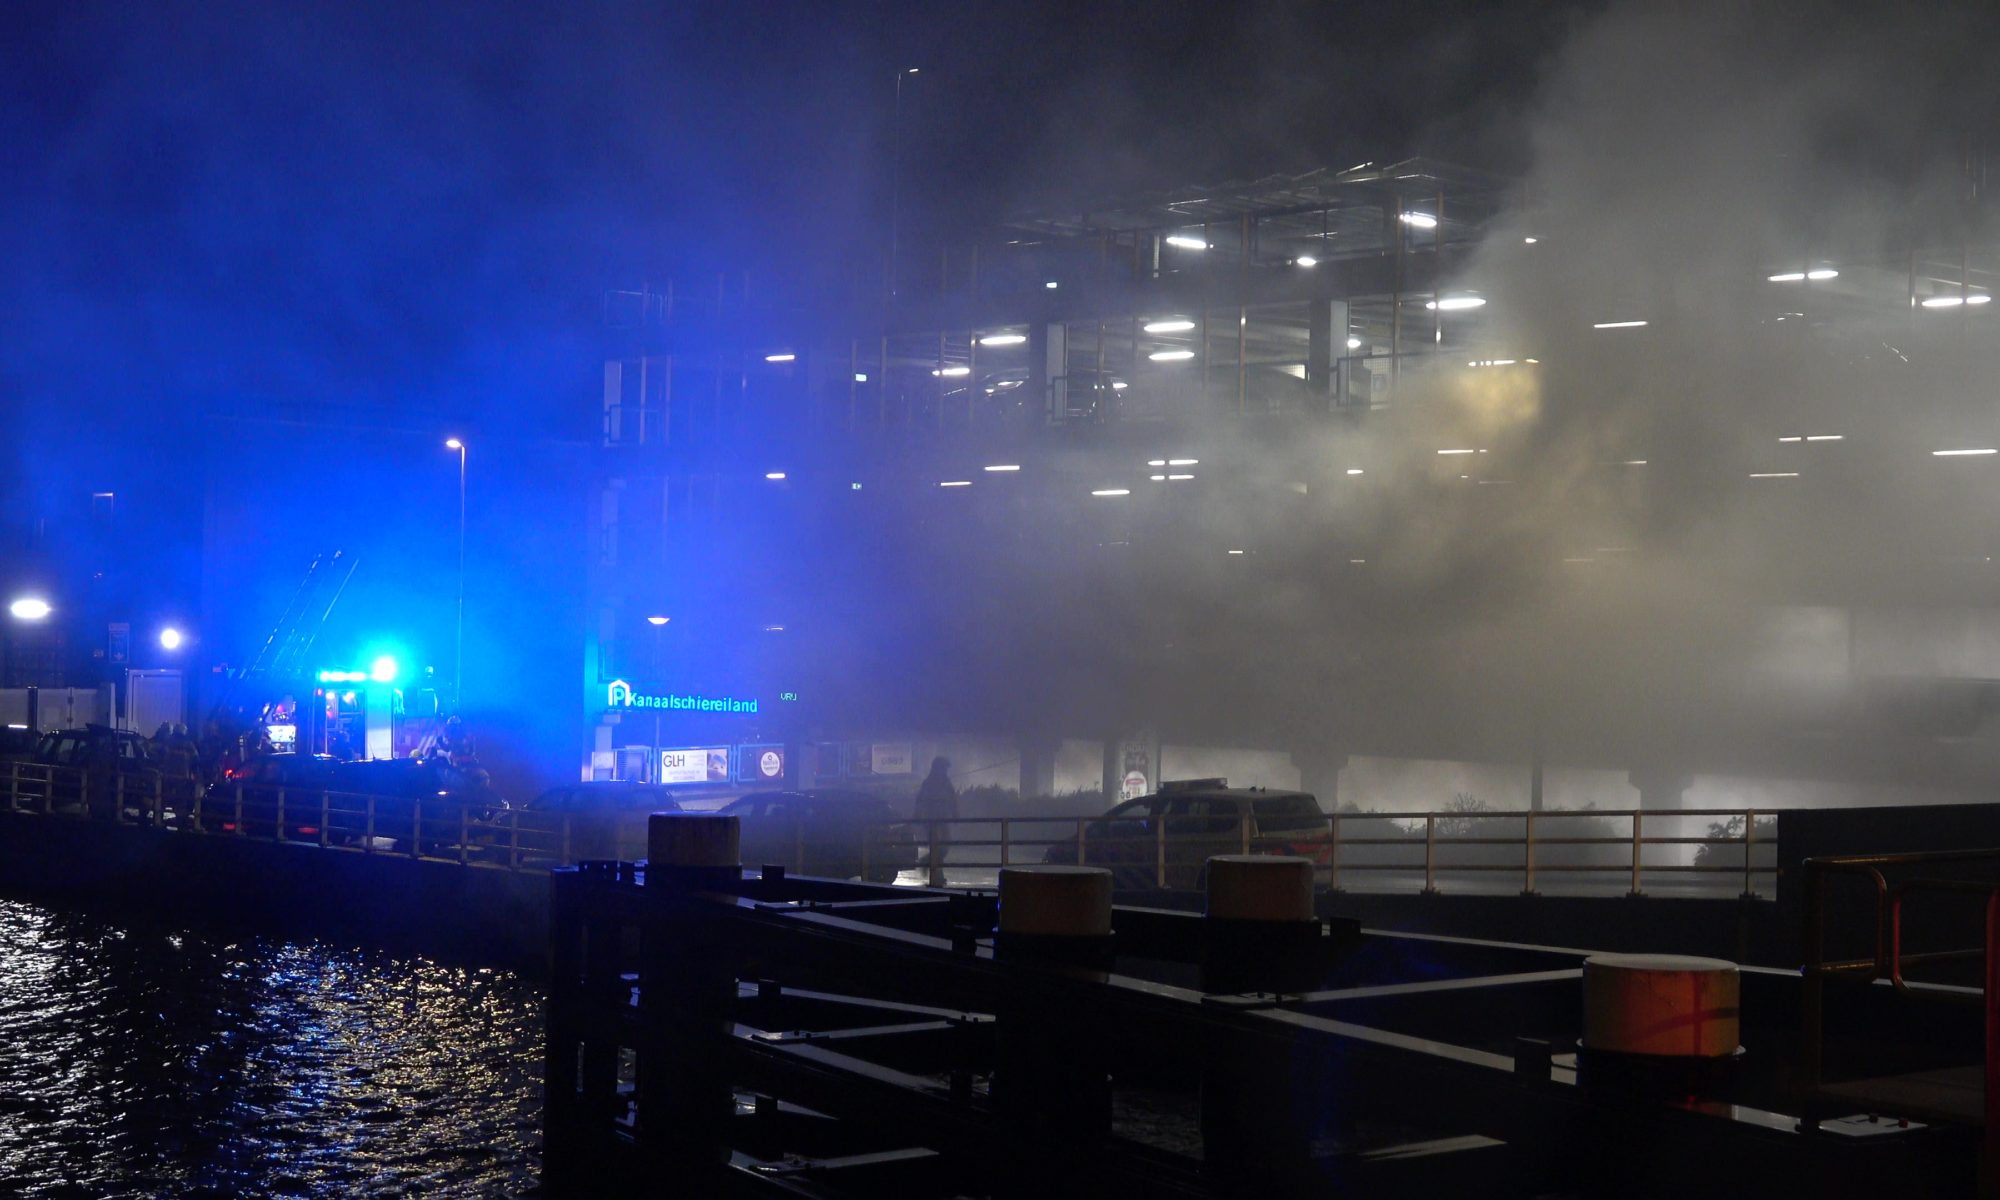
(659, 746), (732, 785)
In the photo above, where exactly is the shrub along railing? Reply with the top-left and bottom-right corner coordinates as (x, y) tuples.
(0, 760), (1779, 896)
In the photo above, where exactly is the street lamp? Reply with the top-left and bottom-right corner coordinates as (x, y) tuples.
(158, 627), (183, 651)
(445, 438), (466, 713)
(8, 598), (51, 621)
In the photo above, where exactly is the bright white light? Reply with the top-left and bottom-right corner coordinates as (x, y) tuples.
(983, 464), (1020, 472)
(850, 482), (862, 490)
(1593, 320), (1648, 329)
(1164, 235), (1208, 250)
(978, 333), (1027, 346)
(1923, 294), (1991, 308)
(765, 471), (787, 480)
(1167, 473), (1194, 481)
(1437, 448), (1478, 455)
(1427, 296), (1486, 311)
(1149, 474), (1166, 481)
(7, 598), (50, 621)
(939, 480), (971, 487)
(1621, 460), (1648, 466)
(1346, 337), (1362, 349)
(764, 625), (786, 633)
(1149, 349), (1196, 362)
(646, 615), (669, 625)
(1523, 236), (1538, 244)
(853, 373), (869, 382)
(1749, 472), (1799, 478)
(1468, 359), (1518, 367)
(1090, 488), (1130, 497)
(1168, 458), (1198, 466)
(1226, 549), (1245, 555)
(1295, 255), (1318, 268)
(763, 353), (796, 363)
(444, 437), (463, 450)
(1767, 272), (1805, 282)
(1807, 269), (1838, 280)
(932, 366), (971, 377)
(1806, 434), (1843, 442)
(1349, 558), (1367, 564)
(1778, 436), (1802, 442)
(1147, 460), (1166, 467)
(1143, 319), (1196, 333)
(1110, 381), (1128, 390)
(159, 627), (183, 650)
(1933, 448), (1998, 456)
(369, 655), (399, 684)
(1401, 212), (1438, 229)
(1044, 281), (1058, 289)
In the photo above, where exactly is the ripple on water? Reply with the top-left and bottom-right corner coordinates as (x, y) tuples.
(0, 898), (542, 1197)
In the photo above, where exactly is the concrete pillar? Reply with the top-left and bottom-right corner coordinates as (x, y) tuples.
(1628, 768), (1691, 810)
(1028, 320), (1068, 423)
(1016, 734), (1058, 800)
(1305, 297), (1350, 409)
(1291, 748), (1348, 810)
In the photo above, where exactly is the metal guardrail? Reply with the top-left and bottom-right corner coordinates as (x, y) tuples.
(0, 760), (574, 875)
(0, 759), (1779, 897)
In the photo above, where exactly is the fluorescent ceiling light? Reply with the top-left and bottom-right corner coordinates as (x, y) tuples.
(1111, 381), (1128, 390)
(1767, 272), (1805, 282)
(764, 471), (787, 480)
(1770, 269), (1840, 282)
(978, 333), (1026, 346)
(939, 480), (971, 487)
(1523, 236), (1538, 244)
(1778, 436), (1802, 442)
(1226, 549), (1245, 555)
(1400, 212), (1438, 229)
(1147, 460), (1166, 467)
(1621, 460), (1648, 466)
(1090, 488), (1130, 497)
(1149, 474), (1166, 481)
(1748, 472), (1799, 478)
(1807, 269), (1838, 280)
(1593, 320), (1648, 329)
(1167, 458), (1198, 466)
(1167, 473), (1193, 481)
(763, 353), (795, 363)
(1143, 319), (1196, 333)
(1149, 349), (1196, 362)
(1295, 255), (1318, 267)
(1346, 337), (1362, 350)
(853, 372), (869, 382)
(1044, 281), (1058, 289)
(1427, 296), (1486, 311)
(1933, 448), (1998, 456)
(1437, 448), (1478, 455)
(1346, 468), (1364, 475)
(931, 366), (971, 376)
(1806, 434), (1843, 441)
(1164, 235), (1208, 250)
(1923, 294), (1991, 308)
(984, 464), (1020, 472)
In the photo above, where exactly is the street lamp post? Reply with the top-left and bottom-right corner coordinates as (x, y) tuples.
(890, 67), (919, 299)
(646, 615), (668, 782)
(446, 439), (467, 713)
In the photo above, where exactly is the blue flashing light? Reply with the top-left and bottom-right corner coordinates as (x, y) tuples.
(369, 655), (399, 684)
(318, 669), (369, 683)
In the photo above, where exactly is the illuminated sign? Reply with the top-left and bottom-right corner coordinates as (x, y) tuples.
(739, 744), (786, 783)
(605, 679), (760, 714)
(319, 670), (369, 683)
(659, 747), (731, 785)
(870, 744), (914, 775)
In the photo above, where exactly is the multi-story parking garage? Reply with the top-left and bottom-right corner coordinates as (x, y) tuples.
(580, 154), (2000, 821)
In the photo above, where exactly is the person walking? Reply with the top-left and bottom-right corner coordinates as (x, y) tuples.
(912, 757), (958, 888)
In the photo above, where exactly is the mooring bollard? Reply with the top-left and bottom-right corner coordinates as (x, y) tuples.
(991, 865), (1114, 1191)
(640, 812), (742, 1182)
(1577, 953), (1742, 1100)
(1198, 855), (1333, 1189)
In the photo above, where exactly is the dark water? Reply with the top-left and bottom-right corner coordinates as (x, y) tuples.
(0, 899), (543, 1198)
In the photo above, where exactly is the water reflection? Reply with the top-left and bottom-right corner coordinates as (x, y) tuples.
(0, 899), (540, 1197)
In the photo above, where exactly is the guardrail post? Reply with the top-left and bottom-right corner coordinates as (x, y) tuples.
(234, 784), (244, 836)
(1741, 809), (1757, 900)
(114, 774), (125, 824)
(412, 797), (422, 859)
(561, 814), (572, 866)
(460, 805), (471, 864)
(1155, 813), (1167, 889)
(153, 774), (164, 829)
(1238, 807), (1251, 855)
(1075, 817), (1086, 865)
(6, 760), (16, 811)
(794, 820), (805, 871)
(1628, 811), (1644, 897)
(276, 787), (286, 841)
(1000, 817), (1011, 867)
(1522, 811), (1538, 896)
(320, 791), (330, 848)
(1422, 814), (1438, 894)
(509, 810), (521, 871)
(192, 785), (202, 832)
(79, 772), (89, 820)
(1328, 813), (1342, 892)
(364, 793), (375, 853)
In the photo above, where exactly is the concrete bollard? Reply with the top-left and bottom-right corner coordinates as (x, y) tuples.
(640, 812), (742, 1181)
(1199, 855), (1332, 1188)
(1578, 953), (1742, 1099)
(991, 866), (1115, 1192)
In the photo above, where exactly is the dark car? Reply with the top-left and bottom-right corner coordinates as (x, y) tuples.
(720, 789), (917, 883)
(319, 758), (509, 851)
(525, 781), (683, 862)
(14, 725), (158, 817)
(201, 752), (342, 837)
(1042, 780), (1331, 889)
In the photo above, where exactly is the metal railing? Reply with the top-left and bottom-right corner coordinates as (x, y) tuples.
(0, 761), (1779, 898)
(1800, 849), (2000, 1196)
(1, 761), (574, 876)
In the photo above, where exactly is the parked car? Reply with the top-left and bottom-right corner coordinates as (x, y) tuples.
(524, 781), (683, 862)
(14, 725), (158, 817)
(319, 758), (509, 851)
(201, 753), (342, 837)
(719, 789), (917, 883)
(1042, 779), (1331, 889)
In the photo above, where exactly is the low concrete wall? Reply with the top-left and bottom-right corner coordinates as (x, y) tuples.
(0, 812), (549, 972)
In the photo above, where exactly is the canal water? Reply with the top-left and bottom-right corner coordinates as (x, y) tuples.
(0, 898), (543, 1198)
